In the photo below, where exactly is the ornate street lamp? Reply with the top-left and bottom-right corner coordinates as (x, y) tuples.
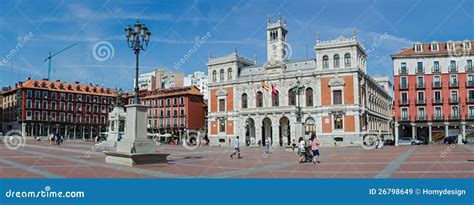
(292, 79), (305, 123)
(125, 21), (151, 104)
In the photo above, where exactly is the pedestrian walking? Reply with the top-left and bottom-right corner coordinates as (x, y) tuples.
(264, 138), (270, 154)
(291, 139), (296, 152)
(310, 135), (320, 164)
(230, 136), (241, 159)
(49, 133), (55, 145)
(298, 137), (306, 163)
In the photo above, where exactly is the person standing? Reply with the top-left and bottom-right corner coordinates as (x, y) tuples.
(310, 135), (320, 164)
(264, 138), (270, 154)
(298, 137), (306, 163)
(230, 136), (241, 159)
(49, 133), (55, 145)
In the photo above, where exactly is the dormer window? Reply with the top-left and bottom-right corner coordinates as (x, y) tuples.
(463, 41), (471, 50)
(431, 43), (438, 51)
(415, 43), (423, 52)
(447, 42), (454, 50)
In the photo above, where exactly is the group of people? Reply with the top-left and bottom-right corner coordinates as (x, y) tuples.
(298, 134), (320, 164)
(230, 135), (321, 164)
(49, 133), (64, 145)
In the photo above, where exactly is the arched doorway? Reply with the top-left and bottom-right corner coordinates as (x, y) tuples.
(245, 118), (255, 146)
(279, 117), (290, 146)
(262, 117), (272, 146)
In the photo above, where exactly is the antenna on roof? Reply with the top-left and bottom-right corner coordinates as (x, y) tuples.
(352, 27), (357, 39)
(305, 44), (308, 59)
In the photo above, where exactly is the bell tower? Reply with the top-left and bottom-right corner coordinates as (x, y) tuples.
(266, 14), (288, 65)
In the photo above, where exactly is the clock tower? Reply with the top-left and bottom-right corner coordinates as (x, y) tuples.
(266, 14), (288, 65)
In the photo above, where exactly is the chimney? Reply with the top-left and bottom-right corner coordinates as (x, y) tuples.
(42, 78), (48, 81)
(56, 80), (61, 82)
(27, 77), (31, 80)
(18, 81), (23, 86)
(75, 81), (80, 84)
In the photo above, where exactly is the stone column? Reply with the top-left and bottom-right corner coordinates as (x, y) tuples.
(90, 126), (93, 139)
(21, 123), (26, 137)
(459, 122), (466, 145)
(394, 122), (399, 146)
(444, 122), (449, 139)
(82, 126), (85, 140)
(428, 123), (432, 144)
(411, 123), (416, 139)
(73, 126), (76, 140)
(272, 121), (280, 147)
(65, 125), (68, 140)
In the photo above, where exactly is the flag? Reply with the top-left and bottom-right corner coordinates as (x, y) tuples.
(271, 84), (279, 96)
(262, 81), (270, 92)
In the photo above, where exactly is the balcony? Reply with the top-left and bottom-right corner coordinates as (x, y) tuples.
(466, 65), (474, 72)
(448, 65), (458, 73)
(399, 99), (410, 105)
(416, 99), (426, 105)
(467, 98), (474, 104)
(449, 114), (460, 121)
(399, 83), (409, 90)
(431, 66), (441, 74)
(432, 98), (443, 105)
(432, 81), (442, 89)
(415, 82), (425, 89)
(432, 114), (444, 121)
(467, 114), (474, 121)
(415, 67), (424, 74)
(399, 68), (408, 75)
(449, 81), (459, 88)
(415, 114), (427, 121)
(466, 81), (474, 88)
(449, 97), (459, 104)
(399, 115), (410, 122)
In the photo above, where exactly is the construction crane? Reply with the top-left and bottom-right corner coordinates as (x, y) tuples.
(44, 43), (77, 80)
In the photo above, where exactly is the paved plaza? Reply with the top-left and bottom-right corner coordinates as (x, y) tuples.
(0, 140), (473, 178)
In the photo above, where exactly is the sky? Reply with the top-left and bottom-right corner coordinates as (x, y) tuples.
(0, 0), (473, 91)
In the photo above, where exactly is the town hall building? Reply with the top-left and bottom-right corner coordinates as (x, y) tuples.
(207, 15), (392, 147)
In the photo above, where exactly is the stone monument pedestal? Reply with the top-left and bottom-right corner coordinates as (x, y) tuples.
(105, 104), (168, 166)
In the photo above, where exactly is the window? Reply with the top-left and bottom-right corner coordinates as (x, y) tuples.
(452, 106), (459, 117)
(101, 105), (106, 113)
(34, 100), (40, 109)
(67, 113), (73, 122)
(433, 76), (440, 86)
(166, 109), (171, 117)
(434, 61), (440, 70)
(173, 98), (177, 105)
(68, 94), (73, 101)
(431, 43), (438, 51)
(173, 109), (178, 116)
(467, 60), (473, 70)
(228, 68), (232, 80)
(219, 119), (225, 133)
(101, 116), (105, 124)
(51, 101), (56, 110)
(35, 90), (40, 99)
(400, 76), (407, 87)
(434, 107), (442, 117)
(417, 76), (424, 86)
(219, 99), (225, 111)
(180, 108), (185, 116)
(305, 118), (315, 135)
(42, 112), (48, 121)
(212, 71), (217, 82)
(401, 93), (408, 102)
(77, 94), (82, 102)
(469, 106), (474, 118)
(76, 115), (82, 123)
(241, 93), (248, 108)
(334, 114), (343, 130)
(434, 91), (441, 101)
(26, 100), (32, 109)
(306, 88), (313, 106)
(333, 90), (342, 105)
(417, 107), (425, 119)
(93, 115), (98, 123)
(42, 91), (48, 99)
(51, 92), (57, 100)
(160, 109), (164, 117)
(322, 55), (329, 68)
(288, 89), (296, 106)
(450, 60), (457, 70)
(417, 92), (424, 101)
(415, 44), (422, 52)
(272, 93), (279, 107)
(401, 62), (407, 71)
(27, 90), (32, 98)
(344, 53), (351, 66)
(468, 90), (474, 101)
(256, 91), (263, 107)
(451, 75), (458, 85)
(166, 98), (170, 106)
(401, 108), (408, 119)
(220, 69), (224, 81)
(180, 97), (184, 105)
(333, 54), (340, 68)
(417, 62), (423, 73)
